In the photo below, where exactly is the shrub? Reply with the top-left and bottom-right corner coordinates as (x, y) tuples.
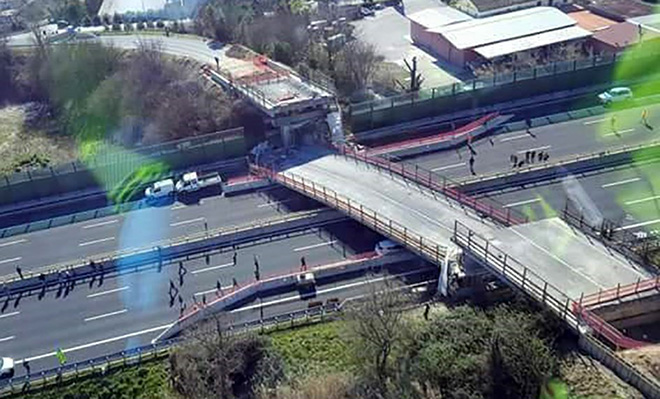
(112, 23), (121, 31)
(156, 20), (164, 28)
(137, 22), (145, 30)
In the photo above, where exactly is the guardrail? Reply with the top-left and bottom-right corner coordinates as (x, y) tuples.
(0, 209), (345, 295)
(337, 147), (528, 226)
(251, 164), (448, 265)
(578, 276), (660, 309)
(0, 304), (342, 396)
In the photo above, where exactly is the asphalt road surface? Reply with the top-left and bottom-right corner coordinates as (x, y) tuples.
(0, 188), (320, 278)
(478, 160), (660, 235)
(0, 223), (406, 376)
(409, 101), (660, 182)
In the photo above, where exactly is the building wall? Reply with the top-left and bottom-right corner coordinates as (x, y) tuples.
(410, 21), (467, 66)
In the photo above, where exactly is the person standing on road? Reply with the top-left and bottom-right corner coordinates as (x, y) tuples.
(610, 114), (617, 133)
(16, 266), (23, 279)
(233, 252), (237, 265)
(469, 156), (476, 175)
(23, 360), (30, 376)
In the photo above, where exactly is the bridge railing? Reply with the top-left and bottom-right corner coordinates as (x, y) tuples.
(578, 276), (660, 309)
(250, 164), (447, 264)
(337, 146), (528, 226)
(452, 220), (578, 328)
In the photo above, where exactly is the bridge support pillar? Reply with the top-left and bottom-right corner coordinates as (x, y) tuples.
(280, 125), (293, 148)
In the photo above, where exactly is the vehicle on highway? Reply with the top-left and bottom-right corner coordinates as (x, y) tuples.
(598, 87), (633, 105)
(0, 357), (14, 379)
(175, 171), (223, 194)
(375, 239), (403, 256)
(145, 179), (175, 201)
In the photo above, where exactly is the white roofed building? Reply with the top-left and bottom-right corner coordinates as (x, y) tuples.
(409, 6), (591, 67)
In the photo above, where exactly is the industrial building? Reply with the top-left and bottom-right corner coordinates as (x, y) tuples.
(451, 0), (573, 18)
(409, 6), (592, 67)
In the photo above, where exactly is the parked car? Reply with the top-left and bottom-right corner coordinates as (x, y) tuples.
(0, 357), (14, 379)
(598, 87), (633, 105)
(360, 7), (375, 17)
(375, 239), (403, 256)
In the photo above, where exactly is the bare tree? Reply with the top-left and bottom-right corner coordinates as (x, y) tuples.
(333, 41), (384, 98)
(344, 276), (410, 396)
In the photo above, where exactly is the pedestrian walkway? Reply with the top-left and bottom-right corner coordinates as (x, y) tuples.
(276, 150), (649, 300)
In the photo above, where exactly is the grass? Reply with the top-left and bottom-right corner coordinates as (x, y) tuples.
(17, 360), (175, 399)
(268, 321), (354, 377)
(0, 105), (77, 175)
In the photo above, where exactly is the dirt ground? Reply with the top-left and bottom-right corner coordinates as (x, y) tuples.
(619, 344), (660, 385)
(561, 352), (645, 399)
(0, 104), (77, 175)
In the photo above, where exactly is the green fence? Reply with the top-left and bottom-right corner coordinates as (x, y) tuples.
(347, 51), (660, 132)
(0, 128), (247, 207)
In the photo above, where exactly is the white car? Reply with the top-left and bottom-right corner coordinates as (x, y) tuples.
(144, 179), (175, 201)
(375, 239), (403, 256)
(0, 357), (14, 379)
(598, 87), (633, 105)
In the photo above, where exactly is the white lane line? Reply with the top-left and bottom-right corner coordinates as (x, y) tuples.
(82, 219), (118, 229)
(170, 217), (204, 227)
(84, 309), (128, 322)
(19, 324), (171, 363)
(601, 177), (641, 188)
(293, 240), (337, 252)
(617, 218), (660, 231)
(517, 145), (551, 154)
(624, 195), (660, 206)
(257, 199), (293, 208)
(605, 128), (635, 137)
(0, 336), (15, 343)
(194, 285), (234, 297)
(500, 134), (529, 143)
(431, 162), (465, 172)
(584, 118), (607, 125)
(0, 257), (22, 265)
(87, 286), (129, 298)
(79, 237), (115, 247)
(0, 239), (27, 248)
(503, 197), (541, 208)
(171, 204), (186, 210)
(192, 262), (234, 275)
(0, 311), (20, 320)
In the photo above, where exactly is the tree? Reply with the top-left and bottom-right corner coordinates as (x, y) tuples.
(333, 41), (383, 98)
(345, 276), (409, 396)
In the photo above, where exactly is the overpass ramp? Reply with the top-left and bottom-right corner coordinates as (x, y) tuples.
(272, 150), (649, 300)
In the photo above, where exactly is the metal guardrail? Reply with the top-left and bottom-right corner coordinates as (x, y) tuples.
(0, 304), (342, 396)
(579, 276), (660, 309)
(0, 209), (340, 289)
(337, 147), (528, 226)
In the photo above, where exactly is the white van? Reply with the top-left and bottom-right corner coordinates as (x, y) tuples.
(375, 239), (403, 256)
(144, 179), (175, 201)
(598, 87), (633, 105)
(0, 357), (14, 379)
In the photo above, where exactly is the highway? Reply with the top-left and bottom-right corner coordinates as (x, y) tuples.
(0, 221), (417, 376)
(476, 160), (660, 234)
(408, 101), (660, 181)
(0, 187), (322, 277)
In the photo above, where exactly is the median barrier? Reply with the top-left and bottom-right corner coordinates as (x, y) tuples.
(0, 209), (347, 297)
(457, 140), (660, 195)
(154, 250), (418, 342)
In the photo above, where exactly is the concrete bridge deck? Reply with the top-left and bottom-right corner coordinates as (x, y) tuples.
(279, 150), (650, 300)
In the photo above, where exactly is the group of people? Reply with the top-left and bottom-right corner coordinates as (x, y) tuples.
(510, 149), (549, 169)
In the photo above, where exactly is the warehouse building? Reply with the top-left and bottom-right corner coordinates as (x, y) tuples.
(409, 6), (592, 67)
(452, 0), (573, 18)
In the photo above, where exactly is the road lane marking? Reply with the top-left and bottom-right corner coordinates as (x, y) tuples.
(0, 336), (14, 343)
(0, 239), (27, 248)
(431, 162), (465, 172)
(84, 309), (128, 322)
(258, 199), (293, 208)
(503, 198), (541, 208)
(170, 217), (204, 227)
(617, 218), (660, 231)
(601, 177), (641, 188)
(584, 118), (607, 125)
(82, 219), (118, 229)
(0, 311), (20, 320)
(624, 195), (660, 206)
(194, 285), (234, 297)
(192, 262), (234, 275)
(517, 145), (551, 154)
(605, 128), (635, 137)
(19, 324), (171, 363)
(87, 286), (129, 298)
(79, 237), (115, 247)
(499, 134), (529, 143)
(0, 257), (21, 265)
(293, 240), (337, 252)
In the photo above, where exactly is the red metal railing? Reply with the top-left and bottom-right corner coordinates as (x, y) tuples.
(579, 276), (660, 309)
(337, 146), (528, 226)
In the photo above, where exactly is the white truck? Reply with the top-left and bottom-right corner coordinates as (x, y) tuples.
(144, 171), (223, 201)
